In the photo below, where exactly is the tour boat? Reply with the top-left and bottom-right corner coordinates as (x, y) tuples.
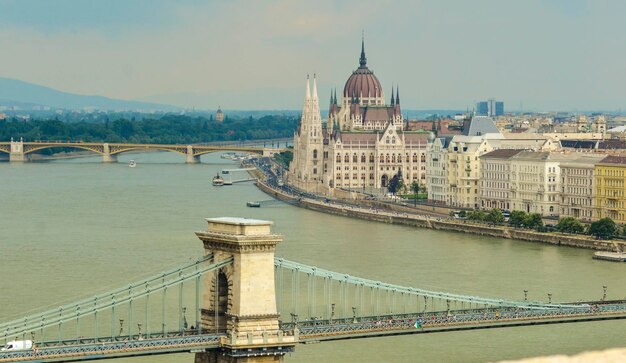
(212, 173), (224, 186)
(246, 201), (261, 208)
(129, 160), (137, 168)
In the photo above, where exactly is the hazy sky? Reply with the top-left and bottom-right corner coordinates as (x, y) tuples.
(1, 0), (624, 111)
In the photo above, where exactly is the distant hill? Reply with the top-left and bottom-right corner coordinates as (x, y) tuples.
(0, 77), (180, 111)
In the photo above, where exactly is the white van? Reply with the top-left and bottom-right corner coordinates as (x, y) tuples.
(1, 340), (33, 351)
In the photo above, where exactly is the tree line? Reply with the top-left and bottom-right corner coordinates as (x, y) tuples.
(453, 209), (622, 240)
(0, 114), (298, 144)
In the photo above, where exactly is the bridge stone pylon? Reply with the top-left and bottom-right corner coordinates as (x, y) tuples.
(9, 140), (27, 162)
(195, 217), (296, 362)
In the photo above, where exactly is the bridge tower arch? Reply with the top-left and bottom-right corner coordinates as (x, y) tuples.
(195, 217), (295, 362)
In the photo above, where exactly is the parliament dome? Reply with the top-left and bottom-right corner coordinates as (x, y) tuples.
(342, 39), (383, 99)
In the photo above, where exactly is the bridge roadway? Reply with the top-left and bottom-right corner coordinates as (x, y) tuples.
(2, 301), (625, 362)
(0, 140), (286, 163)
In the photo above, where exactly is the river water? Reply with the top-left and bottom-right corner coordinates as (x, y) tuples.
(0, 151), (624, 362)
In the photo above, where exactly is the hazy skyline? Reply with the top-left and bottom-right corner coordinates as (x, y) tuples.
(1, 0), (624, 111)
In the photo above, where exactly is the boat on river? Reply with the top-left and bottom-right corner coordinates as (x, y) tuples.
(212, 173), (224, 186)
(129, 160), (137, 168)
(246, 201), (261, 208)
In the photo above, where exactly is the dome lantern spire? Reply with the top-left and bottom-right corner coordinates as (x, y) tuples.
(359, 31), (367, 68)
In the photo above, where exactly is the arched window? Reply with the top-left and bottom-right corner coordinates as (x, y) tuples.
(361, 154), (366, 163)
(386, 154), (390, 163)
(397, 154), (402, 163)
(549, 206), (554, 212)
(353, 153), (358, 163)
(313, 149), (318, 159)
(369, 154), (374, 162)
(386, 137), (390, 144)
(344, 154), (350, 162)
(336, 154), (341, 162)
(313, 168), (317, 174)
(392, 137), (396, 143)
(420, 154), (426, 162)
(380, 155), (384, 162)
(392, 154), (396, 163)
(412, 154), (418, 163)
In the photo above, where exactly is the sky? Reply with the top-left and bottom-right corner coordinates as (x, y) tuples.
(0, 0), (625, 111)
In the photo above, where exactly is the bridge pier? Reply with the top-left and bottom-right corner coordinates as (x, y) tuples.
(9, 140), (28, 162)
(195, 217), (296, 362)
(186, 145), (200, 163)
(102, 143), (117, 163)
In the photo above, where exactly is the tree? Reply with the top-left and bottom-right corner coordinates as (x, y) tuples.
(467, 210), (486, 222)
(485, 208), (505, 224)
(588, 218), (617, 240)
(508, 210), (527, 228)
(387, 170), (404, 195)
(524, 213), (543, 230)
(556, 217), (585, 234)
(411, 181), (419, 195)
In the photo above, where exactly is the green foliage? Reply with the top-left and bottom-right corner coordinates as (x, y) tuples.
(524, 213), (544, 230)
(556, 217), (585, 234)
(411, 181), (419, 195)
(0, 115), (298, 145)
(485, 208), (505, 224)
(508, 210), (527, 228)
(467, 210), (487, 222)
(588, 218), (617, 240)
(274, 150), (293, 168)
(387, 170), (404, 195)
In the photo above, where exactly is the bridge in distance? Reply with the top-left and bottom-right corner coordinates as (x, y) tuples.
(1, 217), (625, 363)
(0, 140), (287, 163)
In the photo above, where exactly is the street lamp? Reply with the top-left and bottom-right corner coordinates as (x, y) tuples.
(602, 286), (607, 301)
(119, 319), (124, 336)
(523, 290), (528, 301)
(547, 294), (552, 304)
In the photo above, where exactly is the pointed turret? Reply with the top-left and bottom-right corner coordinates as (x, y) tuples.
(333, 89), (338, 105)
(390, 87), (395, 106)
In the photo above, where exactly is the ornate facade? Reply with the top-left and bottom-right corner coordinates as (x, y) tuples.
(289, 40), (429, 194)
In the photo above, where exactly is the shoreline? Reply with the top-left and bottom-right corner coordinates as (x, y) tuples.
(254, 179), (625, 253)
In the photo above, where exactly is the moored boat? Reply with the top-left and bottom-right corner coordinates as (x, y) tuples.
(212, 173), (224, 186)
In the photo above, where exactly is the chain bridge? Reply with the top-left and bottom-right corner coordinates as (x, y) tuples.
(1, 217), (625, 363)
(0, 140), (285, 163)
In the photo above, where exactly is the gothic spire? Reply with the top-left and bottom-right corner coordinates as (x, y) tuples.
(312, 73), (318, 100)
(305, 74), (311, 99)
(390, 86), (395, 106)
(359, 32), (367, 68)
(396, 85), (400, 105)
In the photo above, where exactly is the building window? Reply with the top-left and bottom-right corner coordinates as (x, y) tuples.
(313, 149), (318, 159)
(336, 154), (341, 162)
(344, 154), (350, 162)
(412, 154), (418, 163)
(353, 154), (358, 162)
(361, 154), (366, 163)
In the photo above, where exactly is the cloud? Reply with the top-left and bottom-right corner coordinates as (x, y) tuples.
(0, 0), (624, 110)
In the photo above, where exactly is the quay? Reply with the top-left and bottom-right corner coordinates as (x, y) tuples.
(593, 252), (626, 262)
(253, 177), (626, 253)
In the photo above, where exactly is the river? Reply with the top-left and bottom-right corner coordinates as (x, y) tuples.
(0, 151), (624, 362)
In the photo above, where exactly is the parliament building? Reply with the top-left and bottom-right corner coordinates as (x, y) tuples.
(288, 39), (429, 195)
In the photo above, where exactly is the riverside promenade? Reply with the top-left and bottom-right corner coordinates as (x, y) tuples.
(254, 178), (625, 253)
